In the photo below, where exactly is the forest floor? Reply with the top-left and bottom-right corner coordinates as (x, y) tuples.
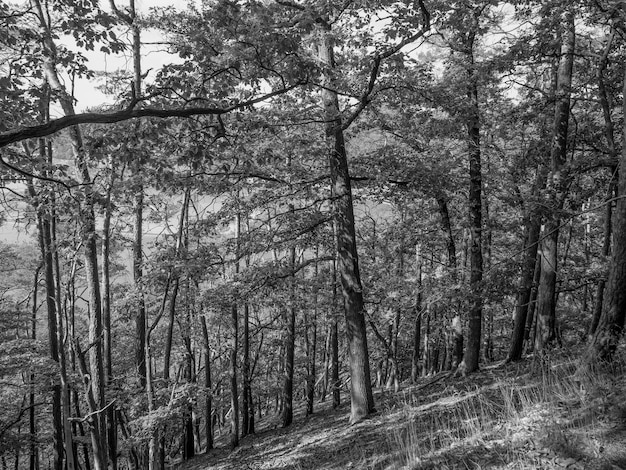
(175, 352), (626, 470)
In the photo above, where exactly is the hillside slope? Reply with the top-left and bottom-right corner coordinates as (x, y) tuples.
(176, 356), (626, 470)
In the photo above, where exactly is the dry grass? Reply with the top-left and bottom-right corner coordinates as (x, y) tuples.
(390, 353), (626, 470)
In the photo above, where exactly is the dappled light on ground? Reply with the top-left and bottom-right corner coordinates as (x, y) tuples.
(177, 354), (626, 470)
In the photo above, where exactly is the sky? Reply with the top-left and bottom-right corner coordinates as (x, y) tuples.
(70, 0), (185, 112)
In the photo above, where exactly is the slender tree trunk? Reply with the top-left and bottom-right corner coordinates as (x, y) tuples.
(200, 316), (213, 451)
(459, 18), (483, 373)
(320, 325), (331, 401)
(589, 179), (616, 337)
(508, 168), (543, 362)
(281, 241), (297, 427)
(319, 19), (375, 424)
(230, 212), (241, 449)
(163, 188), (191, 380)
(305, 253), (319, 415)
(32, 187), (64, 470)
(133, 181), (146, 386)
(29, 264), (41, 470)
(242, 302), (251, 436)
(590, 31), (618, 338)
(101, 153), (117, 469)
(331, 257), (340, 409)
(32, 0), (108, 463)
(51, 208), (76, 470)
(411, 243), (422, 382)
(535, 9), (575, 353)
(436, 195), (462, 367)
(524, 252), (542, 354)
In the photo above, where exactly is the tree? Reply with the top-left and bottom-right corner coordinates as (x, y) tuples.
(534, 6), (575, 353)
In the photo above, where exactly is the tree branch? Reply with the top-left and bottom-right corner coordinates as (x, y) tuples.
(341, 0), (430, 130)
(0, 81), (305, 148)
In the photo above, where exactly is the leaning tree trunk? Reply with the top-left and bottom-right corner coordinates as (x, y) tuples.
(534, 9), (575, 353)
(318, 17), (375, 424)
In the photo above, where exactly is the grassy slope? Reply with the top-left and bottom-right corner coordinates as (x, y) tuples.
(177, 354), (626, 470)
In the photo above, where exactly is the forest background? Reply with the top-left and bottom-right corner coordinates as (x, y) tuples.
(1, 0), (626, 469)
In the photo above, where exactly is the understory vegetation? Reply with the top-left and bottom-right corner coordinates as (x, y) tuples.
(179, 352), (626, 470)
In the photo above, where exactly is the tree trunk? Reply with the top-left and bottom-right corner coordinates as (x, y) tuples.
(534, 9), (575, 353)
(32, 0), (108, 463)
(101, 153), (117, 469)
(200, 316), (213, 451)
(242, 302), (251, 436)
(507, 169), (543, 362)
(590, 30), (618, 338)
(411, 243), (422, 382)
(331, 254), (341, 409)
(163, 188), (191, 381)
(29, 264), (41, 470)
(33, 189), (64, 470)
(459, 19), (483, 374)
(281, 242), (297, 427)
(133, 180), (147, 387)
(319, 19), (375, 424)
(305, 253), (318, 415)
(591, 53), (626, 361)
(436, 195), (462, 367)
(589, 180), (616, 337)
(230, 212), (241, 449)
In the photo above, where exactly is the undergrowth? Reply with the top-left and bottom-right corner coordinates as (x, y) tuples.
(389, 354), (626, 470)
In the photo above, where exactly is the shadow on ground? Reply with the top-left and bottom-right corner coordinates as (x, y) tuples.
(175, 358), (626, 470)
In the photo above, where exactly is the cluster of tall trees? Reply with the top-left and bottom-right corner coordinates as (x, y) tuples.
(1, 0), (626, 468)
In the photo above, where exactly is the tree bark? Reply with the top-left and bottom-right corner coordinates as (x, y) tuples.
(411, 243), (422, 382)
(459, 15), (483, 374)
(534, 9), (575, 353)
(319, 18), (375, 424)
(589, 179), (616, 337)
(101, 153), (117, 469)
(29, 264), (41, 470)
(507, 167), (543, 362)
(305, 253), (319, 415)
(436, 195), (462, 367)
(590, 30), (618, 338)
(331, 257), (340, 409)
(242, 302), (251, 436)
(200, 315), (213, 451)
(280, 241), (297, 427)
(230, 212), (241, 449)
(163, 188), (191, 380)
